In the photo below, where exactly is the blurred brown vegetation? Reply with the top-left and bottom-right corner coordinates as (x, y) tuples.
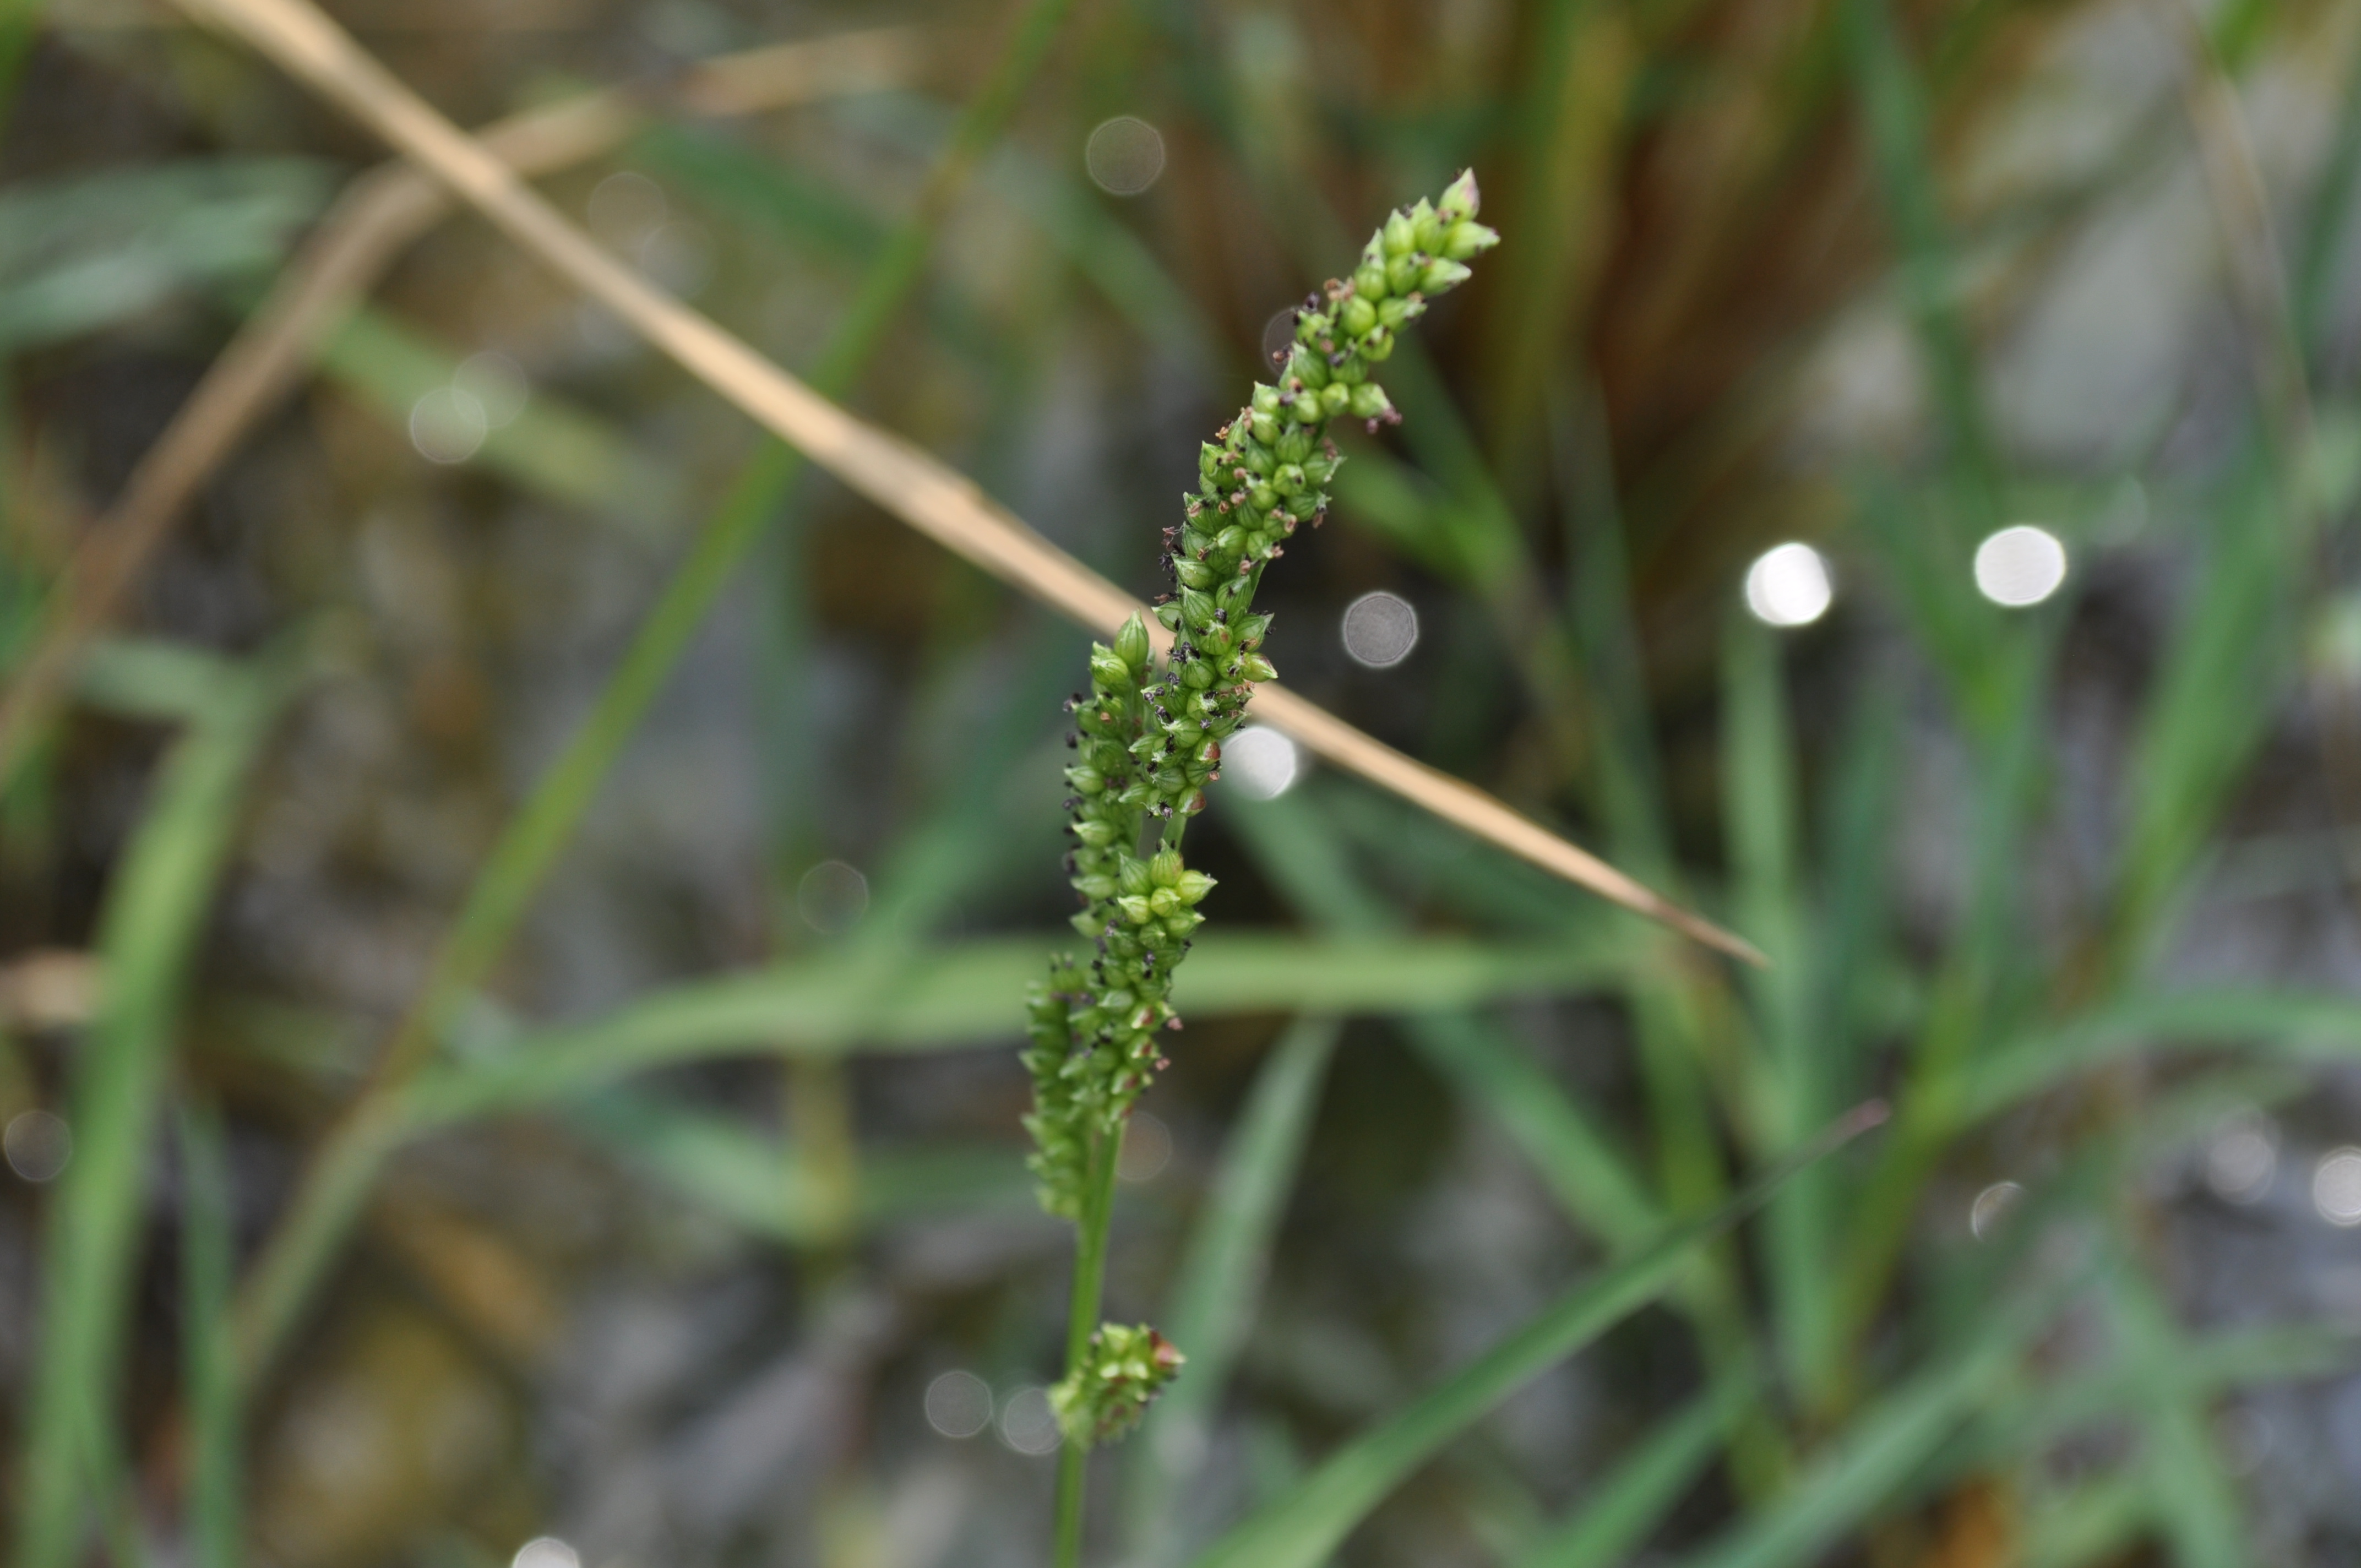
(7, 0), (2361, 1564)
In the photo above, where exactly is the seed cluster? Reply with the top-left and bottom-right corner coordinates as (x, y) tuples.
(1049, 1324), (1185, 1445)
(1026, 171), (1497, 1444)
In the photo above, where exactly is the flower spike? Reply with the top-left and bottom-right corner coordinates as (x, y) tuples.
(1026, 172), (1498, 1446)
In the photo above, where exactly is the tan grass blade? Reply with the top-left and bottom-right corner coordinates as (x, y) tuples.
(164, 0), (1766, 967)
(0, 25), (923, 788)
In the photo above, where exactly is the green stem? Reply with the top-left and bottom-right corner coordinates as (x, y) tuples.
(1053, 1127), (1124, 1568)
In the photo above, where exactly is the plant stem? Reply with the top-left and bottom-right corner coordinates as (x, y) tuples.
(1053, 1126), (1124, 1568)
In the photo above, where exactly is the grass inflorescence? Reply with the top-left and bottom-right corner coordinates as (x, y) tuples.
(1023, 171), (1498, 1538)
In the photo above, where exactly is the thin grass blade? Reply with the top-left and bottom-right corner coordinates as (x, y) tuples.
(1516, 1379), (1749, 1568)
(1673, 1280), (2061, 1568)
(13, 649), (299, 1568)
(1184, 1106), (1886, 1568)
(178, 1099), (242, 1568)
(1125, 1015), (1342, 1566)
(393, 932), (1639, 1129)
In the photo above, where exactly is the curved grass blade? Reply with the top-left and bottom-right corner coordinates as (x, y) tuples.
(562, 1092), (1031, 1241)
(2103, 1262), (2245, 1568)
(314, 304), (663, 529)
(1184, 1104), (1887, 1568)
(1124, 1015), (1342, 1566)
(1959, 988), (2361, 1126)
(1223, 789), (1658, 1243)
(178, 1099), (242, 1568)
(393, 933), (1633, 1129)
(2024, 1476), (2150, 1568)
(0, 159), (331, 354)
(227, 0), (1085, 1383)
(1674, 1277), (2064, 1568)
(13, 648), (300, 1568)
(1516, 1378), (1751, 1568)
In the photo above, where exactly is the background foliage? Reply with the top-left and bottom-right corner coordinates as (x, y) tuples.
(6, 0), (2361, 1563)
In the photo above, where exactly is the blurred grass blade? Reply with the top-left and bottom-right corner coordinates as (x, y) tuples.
(13, 648), (298, 1568)
(1841, 0), (2000, 531)
(2104, 1262), (2245, 1568)
(636, 119), (888, 265)
(72, 637), (247, 724)
(1721, 612), (1832, 1401)
(2024, 1476), (2151, 1568)
(178, 1100), (242, 1568)
(1126, 1015), (1341, 1566)
(562, 1092), (1030, 1240)
(230, 0), (1083, 1382)
(1961, 987), (2361, 1125)
(2111, 461), (2290, 966)
(1516, 1379), (1749, 1568)
(314, 304), (665, 530)
(1675, 1281), (2059, 1568)
(1223, 788), (1658, 1243)
(0, 0), (43, 140)
(395, 933), (1634, 1129)
(1185, 1105), (1886, 1568)
(1551, 380), (1671, 870)
(423, 146), (1075, 1044)
(1479, 0), (1629, 485)
(1316, 778), (1616, 939)
(0, 159), (330, 353)
(1982, 1320), (2361, 1464)
(1411, 1010), (1660, 1244)
(2293, 30), (2361, 348)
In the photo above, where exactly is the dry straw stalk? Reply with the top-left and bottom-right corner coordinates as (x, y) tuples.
(164, 0), (1765, 966)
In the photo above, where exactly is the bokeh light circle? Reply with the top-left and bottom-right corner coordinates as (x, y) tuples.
(1222, 726), (1299, 801)
(410, 387), (488, 465)
(2205, 1112), (2277, 1204)
(1085, 117), (1166, 195)
(1118, 1112), (1173, 1183)
(1261, 307), (1301, 370)
(511, 1538), (579, 1568)
(1968, 1180), (2022, 1240)
(454, 352), (529, 429)
(2314, 1147), (2361, 1227)
(997, 1386), (1063, 1455)
(923, 1370), (993, 1439)
(4, 1111), (72, 1183)
(796, 860), (870, 935)
(1341, 591), (1420, 667)
(1743, 542), (1833, 627)
(1973, 525), (2068, 607)
(587, 170), (667, 245)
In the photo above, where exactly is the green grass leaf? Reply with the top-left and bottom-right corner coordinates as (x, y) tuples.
(1184, 1108), (1885, 1568)
(1221, 789), (1656, 1242)
(314, 304), (666, 530)
(177, 1101), (242, 1568)
(2103, 1262), (2246, 1568)
(563, 1091), (1032, 1240)
(13, 646), (303, 1568)
(0, 159), (330, 353)
(1959, 988), (2361, 1125)
(1516, 1379), (1748, 1568)
(396, 932), (1631, 1129)
(1126, 1015), (1342, 1566)
(1673, 1281), (2060, 1568)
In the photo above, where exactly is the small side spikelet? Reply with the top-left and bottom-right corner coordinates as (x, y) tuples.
(1049, 1324), (1185, 1446)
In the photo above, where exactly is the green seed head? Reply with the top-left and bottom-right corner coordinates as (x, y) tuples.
(1114, 614), (1151, 673)
(1029, 173), (1497, 1260)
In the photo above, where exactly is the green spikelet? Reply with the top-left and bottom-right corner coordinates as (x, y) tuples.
(1024, 171), (1499, 1445)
